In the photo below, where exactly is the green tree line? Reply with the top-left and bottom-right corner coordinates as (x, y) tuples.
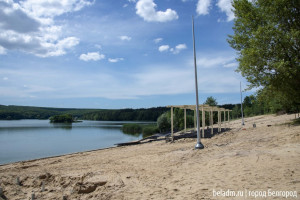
(0, 105), (168, 121)
(81, 107), (168, 121)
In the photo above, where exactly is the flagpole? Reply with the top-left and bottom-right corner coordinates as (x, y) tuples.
(192, 16), (204, 149)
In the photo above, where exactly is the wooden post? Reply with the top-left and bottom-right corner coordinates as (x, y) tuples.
(31, 193), (35, 200)
(224, 111), (226, 130)
(211, 108), (213, 136)
(171, 106), (173, 141)
(16, 177), (21, 186)
(228, 111), (230, 128)
(202, 106), (205, 138)
(41, 181), (45, 192)
(184, 108), (186, 133)
(218, 110), (220, 133)
(209, 110), (211, 133)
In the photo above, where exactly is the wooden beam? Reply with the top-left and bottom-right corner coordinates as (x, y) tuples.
(202, 107), (205, 138)
(171, 106), (173, 141)
(224, 110), (226, 130)
(210, 108), (213, 136)
(184, 108), (186, 133)
(218, 110), (221, 133)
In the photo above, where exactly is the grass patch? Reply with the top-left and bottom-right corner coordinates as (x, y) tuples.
(122, 124), (142, 136)
(142, 124), (159, 138)
(122, 123), (159, 138)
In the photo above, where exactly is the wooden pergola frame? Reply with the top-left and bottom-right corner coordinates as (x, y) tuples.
(167, 105), (232, 141)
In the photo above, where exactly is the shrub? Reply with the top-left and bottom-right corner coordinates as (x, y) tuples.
(142, 125), (159, 138)
(122, 123), (142, 136)
(157, 112), (170, 132)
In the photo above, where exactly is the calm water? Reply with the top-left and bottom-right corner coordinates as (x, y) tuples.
(0, 120), (147, 165)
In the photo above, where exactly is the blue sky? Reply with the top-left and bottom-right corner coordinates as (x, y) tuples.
(0, 0), (254, 109)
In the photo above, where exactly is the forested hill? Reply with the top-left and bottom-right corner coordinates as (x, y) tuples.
(81, 107), (168, 121)
(0, 105), (168, 121)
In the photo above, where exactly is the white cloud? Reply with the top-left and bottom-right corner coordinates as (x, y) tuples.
(216, 0), (235, 21)
(136, 0), (178, 22)
(186, 52), (237, 69)
(196, 0), (211, 15)
(158, 45), (169, 52)
(95, 44), (102, 49)
(224, 62), (238, 68)
(79, 52), (105, 61)
(154, 38), (163, 43)
(20, 0), (94, 19)
(196, 0), (234, 21)
(198, 56), (235, 68)
(119, 35), (132, 41)
(0, 46), (7, 54)
(158, 44), (187, 54)
(3, 77), (8, 81)
(108, 58), (124, 63)
(171, 43), (187, 54)
(0, 0), (93, 57)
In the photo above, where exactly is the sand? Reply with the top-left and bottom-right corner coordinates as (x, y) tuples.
(0, 114), (299, 199)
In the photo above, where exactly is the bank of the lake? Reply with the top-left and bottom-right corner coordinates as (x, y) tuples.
(0, 120), (153, 165)
(0, 114), (299, 200)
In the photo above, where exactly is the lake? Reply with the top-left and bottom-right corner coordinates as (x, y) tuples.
(0, 120), (149, 165)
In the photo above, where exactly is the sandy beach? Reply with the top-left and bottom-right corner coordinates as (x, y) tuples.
(0, 114), (299, 199)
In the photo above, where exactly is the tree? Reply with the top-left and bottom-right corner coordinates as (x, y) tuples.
(204, 96), (218, 106)
(49, 114), (74, 123)
(228, 0), (300, 110)
(157, 112), (171, 132)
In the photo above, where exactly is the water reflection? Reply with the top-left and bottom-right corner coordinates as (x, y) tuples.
(51, 123), (73, 130)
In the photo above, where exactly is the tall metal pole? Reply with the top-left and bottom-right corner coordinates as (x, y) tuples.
(192, 16), (204, 149)
(240, 81), (245, 125)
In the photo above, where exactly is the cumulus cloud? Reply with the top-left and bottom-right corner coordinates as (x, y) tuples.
(197, 54), (236, 68)
(0, 1), (40, 33)
(196, 0), (234, 21)
(0, 0), (94, 57)
(158, 44), (187, 54)
(108, 58), (124, 63)
(171, 43), (187, 54)
(158, 45), (169, 52)
(79, 52), (105, 61)
(196, 0), (211, 15)
(0, 45), (6, 55)
(119, 35), (132, 41)
(136, 0), (178, 22)
(216, 0), (235, 21)
(224, 62), (238, 68)
(20, 0), (94, 19)
(153, 38), (163, 43)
